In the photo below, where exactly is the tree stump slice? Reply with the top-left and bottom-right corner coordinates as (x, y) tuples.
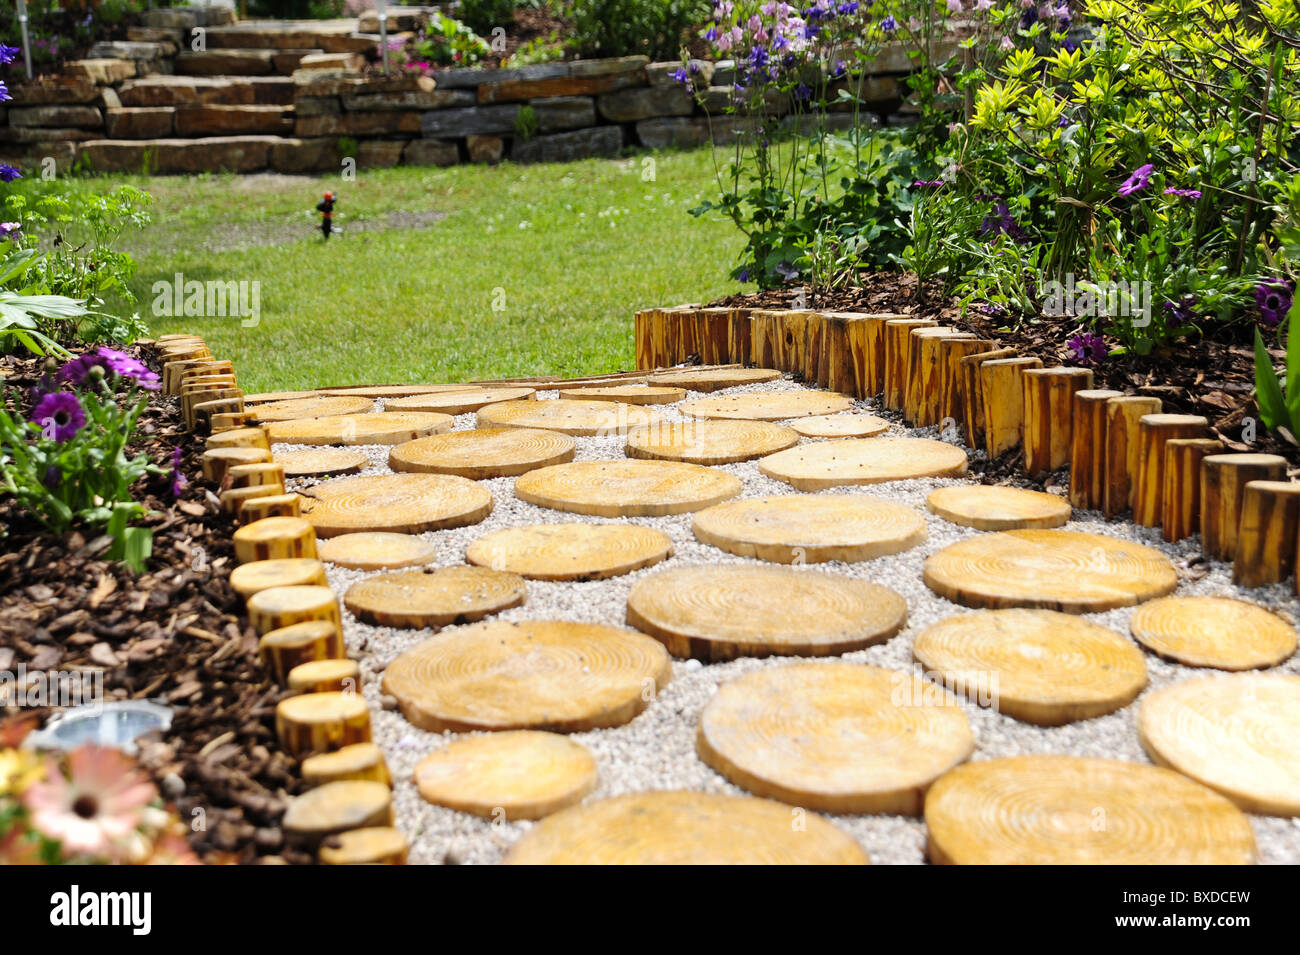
(380, 620), (671, 733)
(301, 742), (391, 787)
(226, 462), (285, 489)
(926, 485), (1071, 530)
(385, 387), (537, 415)
(979, 357), (1042, 457)
(1233, 480), (1300, 588)
(206, 427), (270, 452)
(646, 367), (782, 392)
(267, 412), (453, 446)
(882, 318), (936, 411)
(625, 565), (907, 660)
(758, 437), (967, 490)
(1138, 674), (1300, 816)
(202, 446), (272, 483)
(514, 460), (741, 517)
(679, 390), (852, 421)
(1129, 596), (1296, 670)
(240, 493), (303, 523)
(343, 566), (526, 628)
(318, 827), (408, 865)
(247, 584), (341, 635)
(1200, 453), (1289, 560)
(229, 558), (328, 597)
(1160, 438), (1224, 541)
(317, 532), (439, 570)
(288, 658), (362, 694)
(923, 529), (1177, 612)
(259, 620), (344, 684)
(624, 419), (798, 464)
(913, 609), (1147, 725)
(1102, 396), (1163, 515)
(414, 730), (598, 820)
(477, 398), (662, 436)
(503, 790), (869, 865)
(301, 473), (492, 538)
(274, 448), (369, 478)
(250, 395), (374, 423)
(282, 781), (393, 841)
(210, 411), (255, 433)
(1068, 389), (1123, 511)
(557, 385), (685, 405)
(276, 690), (371, 757)
(692, 494), (926, 564)
(220, 484), (285, 517)
(388, 428), (575, 479)
(316, 384), (477, 399)
(466, 523), (673, 580)
(924, 756), (1256, 864)
(698, 663), (973, 814)
(233, 515), (319, 563)
(790, 413), (890, 438)
(1133, 413), (1209, 527)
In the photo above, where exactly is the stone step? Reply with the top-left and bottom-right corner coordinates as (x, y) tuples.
(140, 4), (236, 30)
(118, 75), (295, 107)
(204, 19), (379, 54)
(359, 6), (448, 32)
(78, 135), (282, 174)
(174, 49), (323, 76)
(105, 105), (295, 139)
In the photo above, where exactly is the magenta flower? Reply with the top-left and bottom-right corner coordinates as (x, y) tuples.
(168, 446), (188, 498)
(1066, 332), (1108, 366)
(1118, 163), (1155, 197)
(1256, 280), (1294, 327)
(30, 391), (86, 443)
(1163, 187), (1201, 200)
(58, 347), (160, 391)
(913, 179), (944, 188)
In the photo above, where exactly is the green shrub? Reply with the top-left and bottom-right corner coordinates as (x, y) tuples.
(566, 0), (710, 61)
(454, 0), (517, 37)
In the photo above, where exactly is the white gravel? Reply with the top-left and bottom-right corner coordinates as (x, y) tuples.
(276, 378), (1300, 865)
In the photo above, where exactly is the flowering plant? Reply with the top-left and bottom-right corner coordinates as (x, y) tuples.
(410, 12), (491, 67)
(1255, 294), (1300, 445)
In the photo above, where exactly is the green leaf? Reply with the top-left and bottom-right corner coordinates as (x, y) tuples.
(1286, 297), (1300, 429)
(1254, 328), (1287, 431)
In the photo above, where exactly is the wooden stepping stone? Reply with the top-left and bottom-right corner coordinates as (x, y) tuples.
(274, 448), (369, 478)
(343, 566), (525, 628)
(477, 399), (662, 436)
(515, 460), (741, 517)
(791, 413), (890, 438)
(557, 385), (685, 405)
(626, 565), (907, 660)
(759, 437), (968, 490)
(288, 658), (361, 694)
(267, 412), (453, 446)
(301, 473), (492, 538)
(693, 494), (926, 564)
(233, 516), (318, 563)
(301, 742), (391, 787)
(317, 532), (438, 570)
(923, 529), (1177, 612)
(624, 419), (798, 465)
(203, 446), (272, 483)
(244, 390), (318, 404)
(913, 609), (1147, 725)
(318, 827), (408, 865)
(260, 620), (344, 684)
(1129, 596), (1297, 670)
(283, 781), (393, 840)
(924, 756), (1256, 864)
(680, 390), (852, 421)
(1138, 674), (1300, 815)
(229, 558), (328, 598)
(247, 584), (340, 635)
(316, 384), (476, 399)
(206, 427), (270, 452)
(699, 664), (973, 814)
(414, 730), (598, 820)
(926, 485), (1071, 530)
(275, 690), (370, 757)
(388, 428), (575, 479)
(250, 395), (373, 423)
(646, 367), (783, 392)
(385, 387), (537, 415)
(503, 791), (869, 865)
(381, 619), (671, 732)
(466, 523), (672, 580)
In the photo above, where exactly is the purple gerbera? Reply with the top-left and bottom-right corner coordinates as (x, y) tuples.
(1117, 163), (1155, 197)
(58, 347), (160, 391)
(1066, 332), (1108, 366)
(30, 391), (86, 443)
(1256, 280), (1294, 327)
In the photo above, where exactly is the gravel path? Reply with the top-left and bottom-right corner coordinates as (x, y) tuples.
(278, 377), (1300, 865)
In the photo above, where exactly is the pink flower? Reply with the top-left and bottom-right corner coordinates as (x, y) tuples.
(946, 0), (963, 12)
(975, 0), (995, 10)
(717, 31), (734, 50)
(23, 745), (158, 860)
(1000, 35), (1015, 50)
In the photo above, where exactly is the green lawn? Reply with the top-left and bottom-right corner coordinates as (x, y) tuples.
(107, 147), (743, 393)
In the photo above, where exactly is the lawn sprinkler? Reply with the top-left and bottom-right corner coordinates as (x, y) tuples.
(317, 191), (336, 239)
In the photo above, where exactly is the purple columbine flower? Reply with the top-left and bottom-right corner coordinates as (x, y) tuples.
(670, 67), (691, 85)
(836, 1), (859, 13)
(31, 391), (86, 443)
(881, 14), (897, 32)
(0, 44), (19, 65)
(1066, 332), (1108, 366)
(737, 267), (751, 282)
(0, 164), (20, 182)
(1163, 187), (1201, 200)
(169, 446), (188, 497)
(1118, 163), (1155, 197)
(795, 82), (812, 101)
(0, 83), (10, 104)
(1256, 280), (1294, 327)
(1162, 295), (1196, 323)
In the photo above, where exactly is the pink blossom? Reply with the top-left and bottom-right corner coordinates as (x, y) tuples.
(947, 0), (963, 12)
(1000, 35), (1015, 50)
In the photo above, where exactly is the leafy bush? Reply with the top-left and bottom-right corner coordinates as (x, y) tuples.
(247, 0), (345, 19)
(567, 0), (711, 61)
(409, 12), (492, 68)
(453, 0), (518, 37)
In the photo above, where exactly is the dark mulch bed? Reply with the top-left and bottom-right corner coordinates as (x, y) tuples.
(0, 350), (310, 865)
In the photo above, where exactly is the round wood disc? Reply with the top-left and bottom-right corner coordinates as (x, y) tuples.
(503, 790), (869, 864)
(384, 387), (537, 415)
(927, 485), (1071, 530)
(626, 565), (907, 660)
(476, 399), (662, 436)
(699, 664), (973, 814)
(646, 367), (783, 392)
(343, 566), (525, 628)
(515, 460), (742, 517)
(229, 558), (328, 597)
(624, 419), (798, 465)
(318, 827), (408, 865)
(1138, 674), (1300, 815)
(388, 428), (575, 479)
(250, 395), (373, 423)
(693, 494), (926, 564)
(317, 385), (476, 399)
(1129, 597), (1297, 670)
(274, 448), (369, 478)
(790, 413), (890, 438)
(267, 412), (453, 446)
(924, 756), (1256, 864)
(244, 390), (318, 404)
(302, 473), (492, 538)
(380, 619), (672, 733)
(466, 523), (673, 580)
(317, 532), (439, 570)
(282, 781), (393, 837)
(680, 391), (853, 421)
(759, 437), (968, 490)
(557, 385), (685, 405)
(913, 609), (1147, 725)
(923, 530), (1177, 612)
(414, 730), (598, 820)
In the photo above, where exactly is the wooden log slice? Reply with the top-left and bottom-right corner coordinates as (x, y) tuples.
(282, 781), (393, 840)
(624, 419), (798, 465)
(926, 485), (1071, 530)
(1160, 437), (1224, 541)
(1233, 480), (1300, 588)
(514, 460), (741, 517)
(226, 462), (285, 489)
(301, 742), (391, 787)
(316, 384), (477, 399)
(679, 390), (852, 421)
(220, 484), (285, 517)
(477, 399), (662, 436)
(267, 412), (453, 446)
(388, 428), (575, 479)
(247, 584), (340, 635)
(210, 411), (254, 433)
(913, 609), (1147, 725)
(317, 532), (438, 570)
(343, 566), (526, 628)
(276, 690), (371, 757)
(380, 619), (672, 733)
(1200, 453), (1289, 560)
(924, 756), (1256, 864)
(288, 658), (362, 694)
(1129, 596), (1297, 670)
(259, 620), (344, 684)
(301, 473), (493, 538)
(414, 730), (598, 820)
(1133, 413), (1209, 527)
(203, 446), (272, 483)
(318, 827), (408, 865)
(384, 387), (537, 415)
(625, 565), (907, 660)
(244, 390), (319, 404)
(1102, 395), (1163, 515)
(503, 790), (869, 865)
(1068, 389), (1124, 510)
(206, 427), (270, 452)
(923, 529), (1177, 612)
(692, 494), (926, 564)
(250, 395), (374, 423)
(758, 437), (968, 490)
(1138, 674), (1300, 816)
(232, 515), (319, 563)
(466, 523), (673, 581)
(240, 494), (303, 523)
(229, 558), (328, 597)
(557, 385), (685, 405)
(789, 413), (889, 438)
(646, 367), (782, 392)
(274, 448), (369, 478)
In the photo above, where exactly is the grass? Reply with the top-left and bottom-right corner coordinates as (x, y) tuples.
(98, 147), (743, 393)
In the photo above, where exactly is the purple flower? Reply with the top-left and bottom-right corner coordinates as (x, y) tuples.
(0, 164), (21, 183)
(881, 15), (897, 32)
(42, 465), (62, 490)
(30, 391), (86, 443)
(0, 44), (19, 65)
(913, 179), (944, 188)
(836, 1), (859, 12)
(0, 222), (20, 240)
(1066, 332), (1108, 366)
(1117, 163), (1155, 197)
(737, 268), (751, 282)
(57, 347), (161, 391)
(1162, 296), (1196, 323)
(1256, 280), (1294, 327)
(169, 446), (188, 498)
(795, 82), (812, 101)
(1020, 3), (1038, 28)
(1163, 187), (1201, 200)
(670, 67), (691, 85)
(980, 199), (1029, 242)
(0, 83), (9, 105)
